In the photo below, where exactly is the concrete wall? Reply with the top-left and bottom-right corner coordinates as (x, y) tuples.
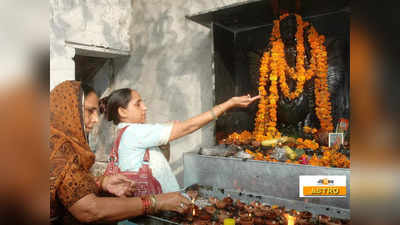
(90, 0), (249, 186)
(50, 0), (131, 90)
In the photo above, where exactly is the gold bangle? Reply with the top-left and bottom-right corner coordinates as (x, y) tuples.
(210, 108), (217, 121)
(150, 195), (158, 214)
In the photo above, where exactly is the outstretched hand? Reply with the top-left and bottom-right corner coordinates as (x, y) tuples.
(155, 192), (192, 214)
(101, 174), (136, 197)
(230, 94), (260, 108)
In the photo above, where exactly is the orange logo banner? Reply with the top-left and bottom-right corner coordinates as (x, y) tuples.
(303, 186), (346, 196)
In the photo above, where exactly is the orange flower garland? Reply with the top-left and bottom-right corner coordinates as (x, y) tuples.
(254, 13), (334, 140)
(296, 138), (319, 150)
(245, 147), (349, 168)
(267, 41), (281, 139)
(222, 13), (347, 168)
(254, 51), (270, 141)
(309, 26), (334, 132)
(227, 130), (253, 145)
(278, 14), (307, 99)
(271, 14), (315, 100)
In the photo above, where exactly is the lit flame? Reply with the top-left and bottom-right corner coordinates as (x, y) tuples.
(192, 208), (196, 216)
(248, 212), (252, 218)
(285, 214), (295, 225)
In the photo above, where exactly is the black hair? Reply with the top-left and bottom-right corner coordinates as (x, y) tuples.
(81, 83), (96, 98)
(105, 88), (132, 125)
(99, 96), (109, 115)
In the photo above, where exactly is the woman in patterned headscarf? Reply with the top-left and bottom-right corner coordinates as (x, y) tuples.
(50, 81), (191, 225)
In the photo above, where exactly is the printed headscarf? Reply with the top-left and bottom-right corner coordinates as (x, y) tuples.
(49, 81), (96, 217)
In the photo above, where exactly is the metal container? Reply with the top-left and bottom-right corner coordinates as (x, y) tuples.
(184, 152), (350, 210)
(130, 153), (350, 224)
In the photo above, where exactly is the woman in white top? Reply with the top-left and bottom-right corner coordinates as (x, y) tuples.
(104, 88), (260, 192)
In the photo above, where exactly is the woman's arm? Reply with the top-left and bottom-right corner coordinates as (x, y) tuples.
(169, 95), (260, 142)
(69, 193), (142, 223)
(95, 174), (136, 197)
(69, 192), (191, 223)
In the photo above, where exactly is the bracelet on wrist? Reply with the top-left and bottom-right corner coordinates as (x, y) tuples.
(141, 196), (149, 214)
(141, 195), (155, 215)
(150, 195), (158, 214)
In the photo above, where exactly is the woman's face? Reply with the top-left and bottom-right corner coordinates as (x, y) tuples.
(84, 92), (99, 134)
(120, 90), (147, 123)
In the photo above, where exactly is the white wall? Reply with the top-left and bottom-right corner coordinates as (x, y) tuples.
(50, 0), (131, 90)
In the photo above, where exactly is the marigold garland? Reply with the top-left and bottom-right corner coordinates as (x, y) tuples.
(254, 13), (334, 141)
(226, 131), (253, 145)
(244, 148), (349, 168)
(222, 13), (343, 168)
(296, 138), (319, 150)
